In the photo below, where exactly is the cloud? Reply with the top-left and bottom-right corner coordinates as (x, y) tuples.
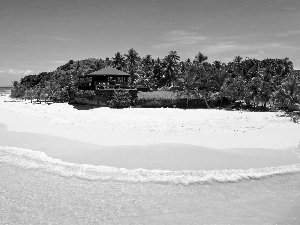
(24, 70), (34, 75)
(50, 37), (78, 42)
(204, 42), (241, 54)
(152, 29), (300, 64)
(188, 26), (203, 30)
(152, 30), (268, 52)
(278, 30), (300, 37)
(203, 42), (263, 54)
(210, 33), (267, 41)
(36, 35), (79, 43)
(0, 70), (34, 86)
(6, 70), (35, 75)
(204, 42), (300, 55)
(49, 60), (68, 64)
(153, 30), (207, 49)
(267, 43), (300, 50)
(285, 7), (298, 11)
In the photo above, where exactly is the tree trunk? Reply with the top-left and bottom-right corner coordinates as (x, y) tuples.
(263, 101), (268, 109)
(202, 91), (210, 109)
(204, 96), (210, 109)
(186, 97), (189, 109)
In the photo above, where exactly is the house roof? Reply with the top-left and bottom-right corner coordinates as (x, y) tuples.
(87, 66), (130, 77)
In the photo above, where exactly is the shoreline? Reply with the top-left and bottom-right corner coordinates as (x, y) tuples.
(1, 125), (299, 170)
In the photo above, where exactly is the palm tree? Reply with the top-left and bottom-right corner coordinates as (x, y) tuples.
(175, 67), (200, 108)
(153, 58), (164, 88)
(125, 48), (141, 84)
(95, 59), (104, 71)
(105, 57), (112, 67)
(213, 60), (222, 69)
(140, 55), (154, 77)
(75, 61), (80, 76)
(163, 51), (180, 87)
(111, 52), (125, 70)
(280, 57), (294, 79)
(211, 61), (228, 93)
(137, 55), (155, 88)
(194, 52), (208, 65)
(191, 52), (211, 108)
(234, 55), (243, 63)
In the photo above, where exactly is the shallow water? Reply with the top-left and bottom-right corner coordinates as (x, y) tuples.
(1, 164), (300, 225)
(1, 146), (300, 224)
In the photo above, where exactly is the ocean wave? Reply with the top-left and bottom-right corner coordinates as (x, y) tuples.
(1, 146), (300, 185)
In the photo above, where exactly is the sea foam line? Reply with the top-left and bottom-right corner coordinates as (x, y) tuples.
(1, 146), (300, 185)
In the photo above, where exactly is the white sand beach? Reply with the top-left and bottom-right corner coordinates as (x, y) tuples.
(0, 93), (300, 170)
(1, 94), (300, 149)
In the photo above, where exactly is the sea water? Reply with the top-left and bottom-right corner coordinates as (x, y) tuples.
(0, 87), (11, 96)
(1, 146), (300, 225)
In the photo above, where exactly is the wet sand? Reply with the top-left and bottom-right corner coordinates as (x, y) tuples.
(1, 123), (299, 171)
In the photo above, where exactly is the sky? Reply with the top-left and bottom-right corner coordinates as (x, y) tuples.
(1, 0), (300, 86)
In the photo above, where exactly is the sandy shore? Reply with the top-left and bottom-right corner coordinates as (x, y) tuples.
(1, 94), (300, 170)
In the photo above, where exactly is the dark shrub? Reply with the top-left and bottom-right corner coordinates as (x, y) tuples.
(140, 100), (164, 108)
(108, 90), (131, 108)
(10, 81), (26, 98)
(72, 90), (98, 105)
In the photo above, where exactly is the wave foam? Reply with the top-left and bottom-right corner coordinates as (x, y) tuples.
(1, 146), (300, 185)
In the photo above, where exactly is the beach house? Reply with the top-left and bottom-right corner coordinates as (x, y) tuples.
(78, 66), (139, 97)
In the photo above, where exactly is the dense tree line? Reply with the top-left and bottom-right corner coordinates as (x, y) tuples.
(10, 48), (300, 111)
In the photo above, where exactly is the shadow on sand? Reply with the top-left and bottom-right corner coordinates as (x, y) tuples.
(70, 103), (101, 110)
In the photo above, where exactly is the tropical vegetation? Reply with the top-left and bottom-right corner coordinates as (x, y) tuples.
(10, 49), (300, 113)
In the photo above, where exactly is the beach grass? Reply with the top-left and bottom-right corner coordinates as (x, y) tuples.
(138, 91), (178, 100)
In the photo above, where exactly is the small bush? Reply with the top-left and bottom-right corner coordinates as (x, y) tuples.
(108, 90), (131, 108)
(72, 90), (98, 105)
(10, 81), (26, 98)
